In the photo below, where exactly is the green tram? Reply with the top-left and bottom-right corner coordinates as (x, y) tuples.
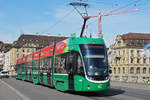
(15, 36), (110, 92)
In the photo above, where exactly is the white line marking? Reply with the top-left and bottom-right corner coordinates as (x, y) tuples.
(0, 79), (30, 100)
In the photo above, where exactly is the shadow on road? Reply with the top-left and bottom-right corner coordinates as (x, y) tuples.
(67, 88), (125, 97)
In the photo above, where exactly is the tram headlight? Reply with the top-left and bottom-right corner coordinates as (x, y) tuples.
(88, 77), (93, 80)
(105, 76), (109, 80)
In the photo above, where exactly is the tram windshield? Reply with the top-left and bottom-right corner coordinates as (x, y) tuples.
(80, 44), (109, 81)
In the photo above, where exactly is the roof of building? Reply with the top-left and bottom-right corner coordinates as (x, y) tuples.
(1, 43), (12, 53)
(122, 33), (150, 39)
(12, 34), (68, 49)
(120, 33), (150, 46)
(0, 41), (4, 52)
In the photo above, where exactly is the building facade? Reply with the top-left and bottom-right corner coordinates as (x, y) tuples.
(109, 33), (150, 84)
(0, 41), (4, 70)
(14, 34), (68, 59)
(3, 33), (68, 75)
(3, 43), (12, 74)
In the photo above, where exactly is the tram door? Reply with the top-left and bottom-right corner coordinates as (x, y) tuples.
(68, 68), (74, 90)
(26, 69), (28, 80)
(68, 52), (76, 90)
(47, 71), (51, 86)
(47, 57), (52, 86)
(29, 71), (32, 81)
(40, 72), (43, 84)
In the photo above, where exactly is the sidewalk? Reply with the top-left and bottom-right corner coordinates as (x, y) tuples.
(110, 81), (150, 91)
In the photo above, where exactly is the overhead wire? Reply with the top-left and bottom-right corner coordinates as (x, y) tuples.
(48, 8), (75, 30)
(48, 0), (142, 37)
(86, 0), (142, 26)
(70, 0), (142, 37)
(42, 8), (75, 36)
(108, 0), (141, 13)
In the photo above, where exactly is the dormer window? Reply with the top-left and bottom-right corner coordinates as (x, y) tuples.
(137, 40), (140, 46)
(130, 40), (134, 45)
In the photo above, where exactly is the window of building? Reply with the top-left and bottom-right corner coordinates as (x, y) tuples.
(117, 41), (121, 43)
(130, 40), (134, 45)
(123, 67), (125, 74)
(136, 67), (140, 74)
(137, 40), (140, 45)
(137, 50), (140, 56)
(23, 49), (25, 52)
(118, 50), (120, 55)
(143, 40), (145, 43)
(123, 50), (125, 55)
(137, 58), (140, 63)
(130, 67), (134, 74)
(114, 68), (116, 74)
(143, 67), (146, 74)
(143, 58), (146, 64)
(131, 58), (134, 63)
(118, 68), (120, 74)
(131, 50), (134, 54)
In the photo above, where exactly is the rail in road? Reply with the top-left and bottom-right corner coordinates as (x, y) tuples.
(0, 78), (150, 100)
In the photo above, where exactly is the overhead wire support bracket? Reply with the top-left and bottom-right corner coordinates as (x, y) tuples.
(69, 2), (89, 37)
(69, 2), (89, 18)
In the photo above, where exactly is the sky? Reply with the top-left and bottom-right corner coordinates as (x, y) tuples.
(0, 0), (150, 47)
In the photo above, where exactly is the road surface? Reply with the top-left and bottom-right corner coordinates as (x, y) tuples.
(0, 78), (150, 100)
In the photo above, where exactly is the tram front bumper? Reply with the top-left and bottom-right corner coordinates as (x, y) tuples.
(83, 80), (110, 92)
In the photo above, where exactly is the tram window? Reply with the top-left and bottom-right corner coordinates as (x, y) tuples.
(22, 63), (26, 72)
(19, 64), (21, 73)
(46, 57), (52, 72)
(16, 65), (19, 73)
(40, 59), (43, 72)
(55, 54), (67, 74)
(19, 64), (22, 73)
(40, 57), (51, 73)
(27, 61), (32, 72)
(16, 64), (21, 73)
(77, 54), (84, 74)
(21, 64), (23, 72)
(33, 60), (39, 72)
(49, 57), (52, 70)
